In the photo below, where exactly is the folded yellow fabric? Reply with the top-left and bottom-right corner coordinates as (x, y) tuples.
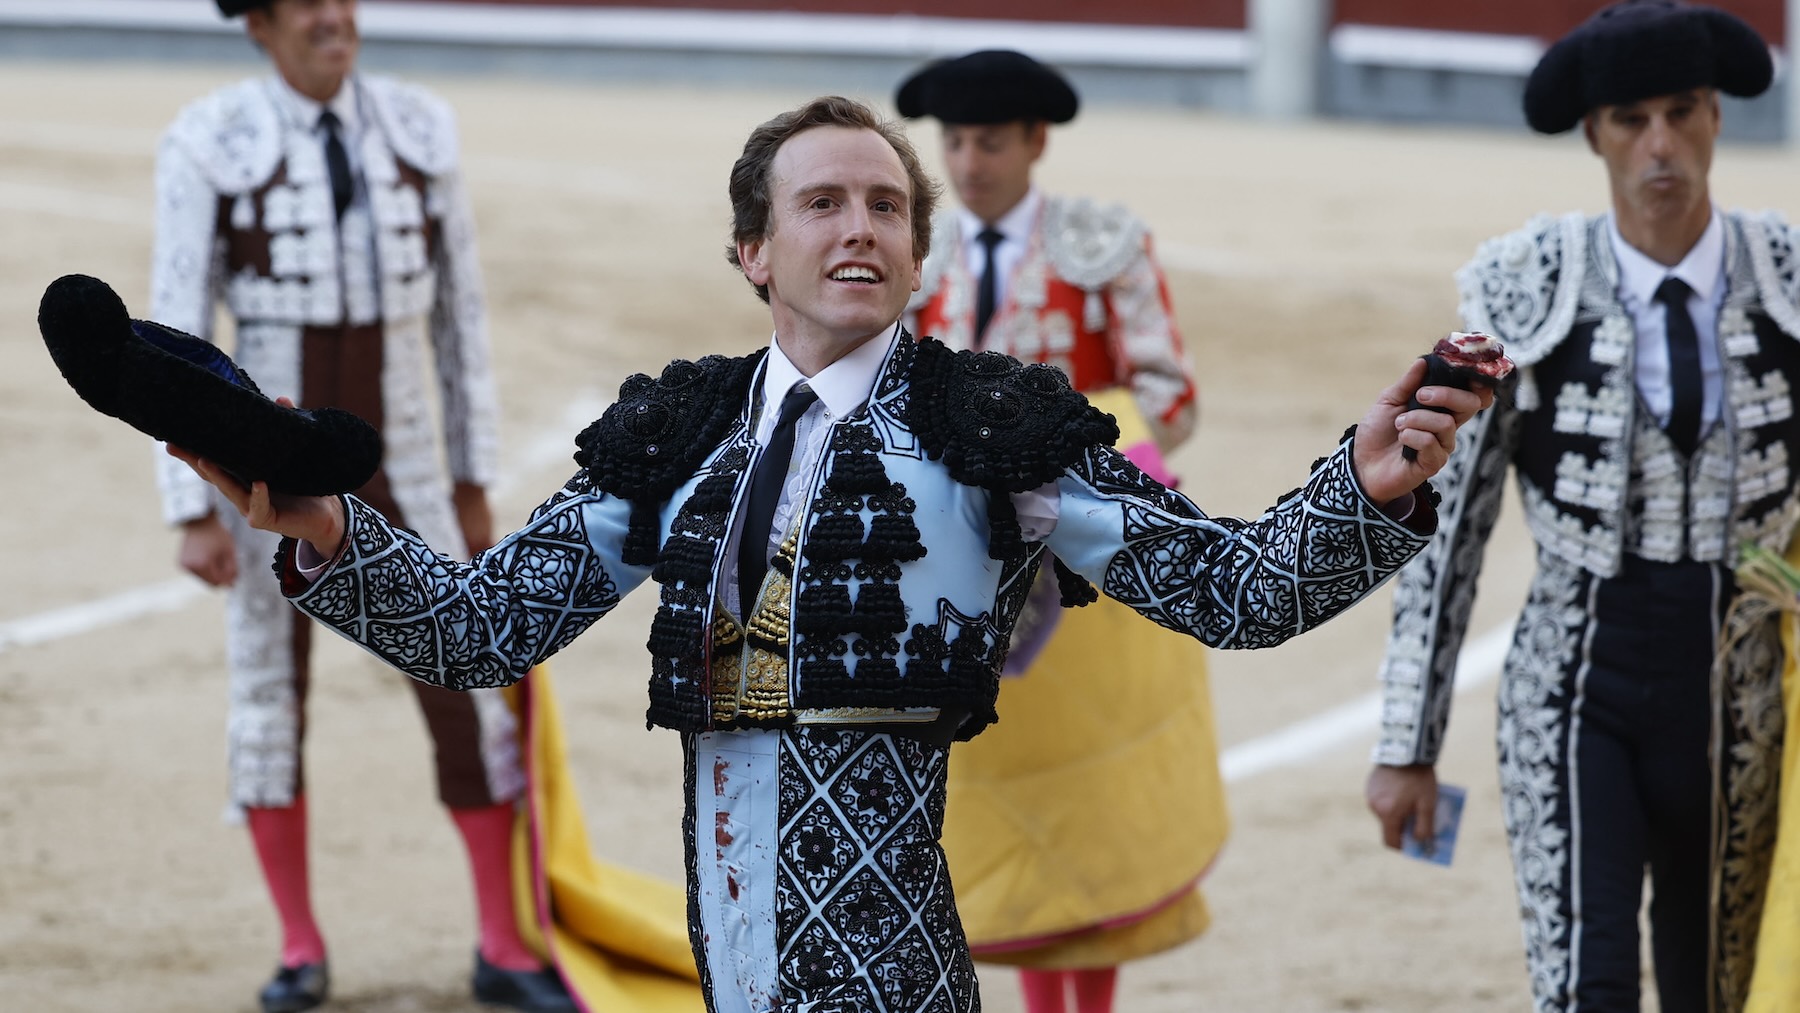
(941, 387), (1228, 967)
(1747, 583), (1800, 1010)
(507, 668), (703, 1012)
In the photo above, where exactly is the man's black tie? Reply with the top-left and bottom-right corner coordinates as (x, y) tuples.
(737, 384), (820, 616)
(1655, 276), (1703, 455)
(318, 110), (353, 220)
(975, 227), (1004, 341)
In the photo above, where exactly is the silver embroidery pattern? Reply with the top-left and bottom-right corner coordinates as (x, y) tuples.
(1375, 396), (1517, 764)
(1456, 212), (1588, 368)
(1496, 554), (1586, 1013)
(1042, 195), (1145, 331)
(298, 485), (627, 688)
(1076, 443), (1429, 651)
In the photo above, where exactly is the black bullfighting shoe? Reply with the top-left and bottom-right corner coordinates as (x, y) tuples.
(471, 951), (578, 1013)
(258, 961), (329, 1013)
(37, 273), (383, 496)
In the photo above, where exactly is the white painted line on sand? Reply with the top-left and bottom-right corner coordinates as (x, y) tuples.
(1, 391), (617, 658)
(491, 390), (611, 499)
(0, 578), (206, 653)
(1219, 622), (1514, 783)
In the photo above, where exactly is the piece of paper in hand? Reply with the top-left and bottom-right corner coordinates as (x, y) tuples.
(1400, 783), (1466, 867)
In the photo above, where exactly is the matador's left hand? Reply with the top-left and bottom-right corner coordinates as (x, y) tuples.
(1352, 358), (1494, 505)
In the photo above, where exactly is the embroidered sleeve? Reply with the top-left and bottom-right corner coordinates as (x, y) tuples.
(1044, 439), (1431, 649)
(281, 471), (648, 689)
(427, 165), (500, 487)
(1373, 391), (1520, 765)
(1105, 233), (1197, 451)
(149, 130), (227, 526)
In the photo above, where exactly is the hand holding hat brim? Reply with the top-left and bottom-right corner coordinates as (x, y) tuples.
(39, 273), (383, 496)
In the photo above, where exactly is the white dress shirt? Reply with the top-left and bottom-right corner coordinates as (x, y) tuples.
(1607, 209), (1727, 434)
(725, 322), (1060, 620)
(956, 186), (1042, 333)
(271, 74), (365, 194)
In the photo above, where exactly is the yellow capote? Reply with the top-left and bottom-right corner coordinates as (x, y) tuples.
(940, 388), (1229, 968)
(505, 668), (704, 1012)
(1747, 548), (1800, 1011)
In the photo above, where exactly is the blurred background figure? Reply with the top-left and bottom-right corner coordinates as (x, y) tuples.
(1366, 2), (1798, 1010)
(149, 1), (571, 1010)
(899, 49), (1224, 1013)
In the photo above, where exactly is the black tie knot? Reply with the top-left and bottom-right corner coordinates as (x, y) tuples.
(1655, 276), (1693, 306)
(318, 109), (352, 220)
(771, 384), (820, 431)
(978, 228), (1004, 252)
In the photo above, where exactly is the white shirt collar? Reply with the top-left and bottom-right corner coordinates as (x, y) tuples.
(271, 72), (360, 135)
(957, 185), (1042, 249)
(758, 322), (902, 429)
(1608, 207), (1725, 306)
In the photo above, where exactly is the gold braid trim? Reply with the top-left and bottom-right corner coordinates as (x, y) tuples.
(711, 531), (801, 726)
(1712, 548), (1791, 1012)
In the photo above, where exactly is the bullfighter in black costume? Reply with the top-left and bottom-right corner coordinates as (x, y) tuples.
(156, 96), (1490, 1012)
(1365, 3), (1797, 1010)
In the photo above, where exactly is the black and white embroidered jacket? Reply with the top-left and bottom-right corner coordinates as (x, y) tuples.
(1376, 210), (1800, 765)
(285, 334), (1433, 738)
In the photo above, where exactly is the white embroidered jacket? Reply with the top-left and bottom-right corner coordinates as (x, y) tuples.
(1376, 209), (1800, 765)
(149, 74), (498, 529)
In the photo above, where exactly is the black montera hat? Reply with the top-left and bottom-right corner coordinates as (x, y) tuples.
(895, 50), (1079, 125)
(1523, 0), (1772, 134)
(215, 0), (271, 17)
(39, 275), (383, 496)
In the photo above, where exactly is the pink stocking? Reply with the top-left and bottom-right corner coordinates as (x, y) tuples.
(449, 802), (541, 972)
(246, 799), (327, 968)
(1020, 968), (1069, 1013)
(1071, 966), (1118, 1013)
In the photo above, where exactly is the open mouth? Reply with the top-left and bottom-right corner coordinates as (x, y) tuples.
(830, 266), (882, 285)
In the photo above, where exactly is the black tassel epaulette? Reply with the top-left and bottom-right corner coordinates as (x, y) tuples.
(906, 337), (1120, 495)
(1052, 557), (1099, 607)
(574, 351), (762, 565)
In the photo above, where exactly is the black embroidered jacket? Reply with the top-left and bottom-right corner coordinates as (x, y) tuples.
(285, 333), (1434, 739)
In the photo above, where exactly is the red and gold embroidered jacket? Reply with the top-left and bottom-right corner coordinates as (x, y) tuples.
(908, 194), (1196, 459)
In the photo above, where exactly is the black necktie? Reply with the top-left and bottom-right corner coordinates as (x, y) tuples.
(975, 227), (1004, 342)
(318, 110), (353, 220)
(1655, 276), (1703, 454)
(737, 384), (820, 616)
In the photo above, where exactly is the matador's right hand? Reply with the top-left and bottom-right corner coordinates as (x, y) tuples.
(168, 398), (348, 561)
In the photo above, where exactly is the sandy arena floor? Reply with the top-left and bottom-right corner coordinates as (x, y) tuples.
(6, 59), (1796, 1013)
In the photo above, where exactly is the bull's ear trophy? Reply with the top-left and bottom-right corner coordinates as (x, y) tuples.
(38, 273), (382, 495)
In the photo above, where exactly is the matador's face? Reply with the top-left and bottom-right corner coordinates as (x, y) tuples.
(939, 121), (1045, 226)
(1585, 88), (1719, 233)
(737, 126), (925, 362)
(248, 0), (360, 104)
